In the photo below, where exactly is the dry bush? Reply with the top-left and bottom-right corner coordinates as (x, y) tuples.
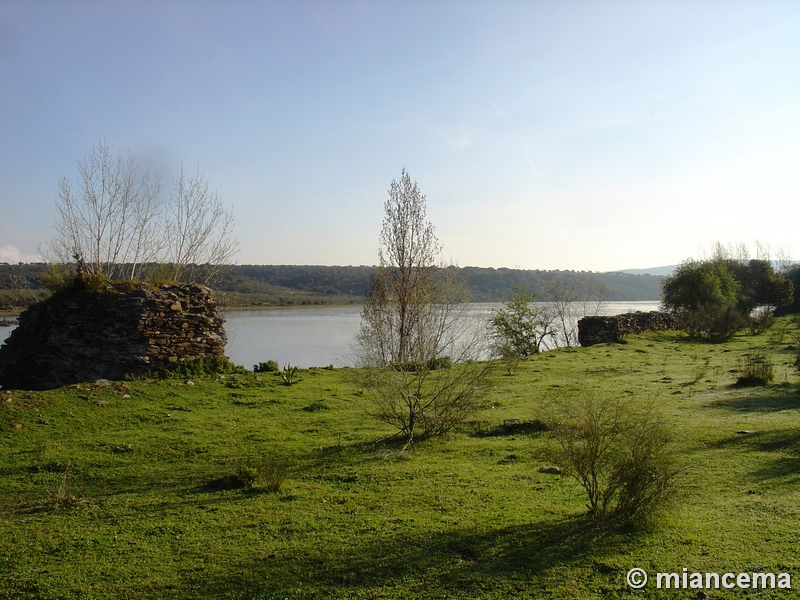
(552, 392), (681, 526)
(736, 352), (774, 386)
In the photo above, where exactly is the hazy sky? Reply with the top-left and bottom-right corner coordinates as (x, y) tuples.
(1, 1), (798, 271)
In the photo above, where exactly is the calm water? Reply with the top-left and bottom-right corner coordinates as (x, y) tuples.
(223, 301), (661, 369)
(1, 301), (661, 370)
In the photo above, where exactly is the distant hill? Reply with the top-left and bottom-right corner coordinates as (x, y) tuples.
(223, 265), (664, 303)
(619, 265), (677, 277)
(0, 263), (666, 311)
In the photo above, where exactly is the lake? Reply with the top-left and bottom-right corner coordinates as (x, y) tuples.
(223, 301), (661, 368)
(1, 301), (661, 370)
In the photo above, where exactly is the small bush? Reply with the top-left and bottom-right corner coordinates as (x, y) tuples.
(41, 263), (71, 293)
(234, 464), (260, 488)
(426, 356), (452, 370)
(35, 445), (84, 509)
(736, 352), (774, 386)
(478, 419), (548, 436)
(749, 306), (775, 335)
(259, 451), (290, 493)
(279, 363), (299, 385)
(689, 355), (710, 385)
(210, 451), (289, 493)
(164, 355), (246, 378)
(111, 279), (143, 293)
(390, 356), (452, 372)
(302, 399), (328, 412)
(770, 320), (789, 345)
(254, 360), (279, 373)
(682, 304), (747, 342)
(552, 392), (680, 526)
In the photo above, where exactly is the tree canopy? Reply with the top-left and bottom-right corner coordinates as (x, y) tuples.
(661, 257), (793, 341)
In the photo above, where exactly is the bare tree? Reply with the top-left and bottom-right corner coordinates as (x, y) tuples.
(351, 170), (492, 448)
(46, 141), (237, 285)
(164, 166), (238, 285)
(544, 274), (609, 348)
(47, 140), (162, 280)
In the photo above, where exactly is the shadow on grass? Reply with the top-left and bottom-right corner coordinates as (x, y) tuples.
(711, 428), (800, 484)
(707, 387), (800, 413)
(188, 515), (636, 599)
(469, 419), (550, 438)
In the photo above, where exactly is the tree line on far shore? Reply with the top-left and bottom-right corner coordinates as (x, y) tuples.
(0, 262), (666, 312)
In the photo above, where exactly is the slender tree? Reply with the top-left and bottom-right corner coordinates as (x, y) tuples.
(374, 169), (442, 364)
(352, 170), (491, 447)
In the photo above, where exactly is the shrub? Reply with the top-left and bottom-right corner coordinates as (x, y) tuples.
(736, 352), (774, 386)
(689, 355), (711, 385)
(253, 360), (279, 373)
(302, 399), (329, 412)
(552, 392), (680, 526)
(749, 306), (775, 335)
(161, 355), (246, 378)
(389, 356), (453, 372)
(35, 444), (84, 509)
(681, 303), (747, 343)
(788, 316), (800, 373)
(279, 363), (299, 385)
(489, 286), (544, 358)
(210, 451), (289, 493)
(41, 263), (71, 293)
(426, 356), (453, 371)
(234, 464), (260, 488)
(794, 324), (800, 376)
(258, 451), (290, 493)
(662, 259), (743, 341)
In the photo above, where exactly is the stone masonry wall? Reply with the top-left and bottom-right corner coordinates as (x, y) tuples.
(577, 311), (680, 347)
(0, 283), (226, 390)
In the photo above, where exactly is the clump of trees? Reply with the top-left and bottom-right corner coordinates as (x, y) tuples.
(351, 169), (492, 448)
(489, 276), (608, 367)
(44, 139), (237, 286)
(662, 247), (794, 341)
(777, 263), (800, 315)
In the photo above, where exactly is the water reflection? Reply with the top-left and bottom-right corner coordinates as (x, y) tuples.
(223, 301), (660, 369)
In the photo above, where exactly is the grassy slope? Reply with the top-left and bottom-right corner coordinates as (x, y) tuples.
(1, 320), (799, 599)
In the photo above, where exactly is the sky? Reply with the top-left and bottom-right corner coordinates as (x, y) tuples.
(1, 1), (798, 272)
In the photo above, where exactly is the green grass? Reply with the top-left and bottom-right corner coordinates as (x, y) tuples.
(2, 319), (800, 598)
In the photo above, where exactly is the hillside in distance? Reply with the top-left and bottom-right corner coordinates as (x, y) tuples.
(219, 265), (664, 303)
(0, 263), (665, 311)
(620, 265), (677, 276)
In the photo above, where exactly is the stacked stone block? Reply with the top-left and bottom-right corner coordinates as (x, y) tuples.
(0, 284), (226, 390)
(578, 311), (679, 347)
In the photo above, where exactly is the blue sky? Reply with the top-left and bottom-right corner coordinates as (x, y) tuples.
(1, 1), (798, 271)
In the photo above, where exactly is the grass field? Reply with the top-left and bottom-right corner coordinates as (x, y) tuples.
(1, 319), (799, 599)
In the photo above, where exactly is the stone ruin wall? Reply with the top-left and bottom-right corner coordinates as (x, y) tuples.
(577, 311), (680, 347)
(0, 284), (227, 390)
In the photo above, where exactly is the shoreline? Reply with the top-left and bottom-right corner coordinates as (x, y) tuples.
(219, 300), (364, 312)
